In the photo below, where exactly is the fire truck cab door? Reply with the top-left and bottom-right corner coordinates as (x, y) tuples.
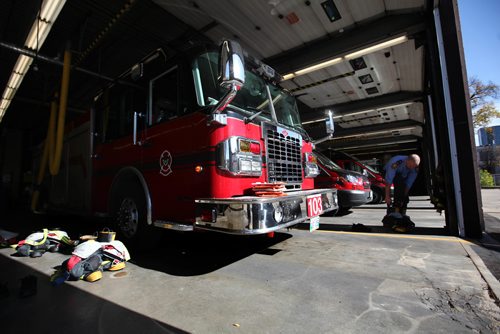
(91, 85), (148, 212)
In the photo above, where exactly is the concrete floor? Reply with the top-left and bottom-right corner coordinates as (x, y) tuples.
(1, 194), (500, 333)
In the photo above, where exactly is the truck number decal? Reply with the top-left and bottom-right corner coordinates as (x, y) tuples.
(159, 150), (173, 176)
(307, 194), (323, 217)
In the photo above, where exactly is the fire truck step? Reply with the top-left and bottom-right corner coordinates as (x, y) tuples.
(153, 221), (194, 232)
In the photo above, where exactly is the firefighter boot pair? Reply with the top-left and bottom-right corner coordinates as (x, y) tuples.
(392, 207), (415, 233)
(83, 260), (125, 282)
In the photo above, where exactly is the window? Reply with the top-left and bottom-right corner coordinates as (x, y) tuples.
(150, 67), (178, 125)
(94, 84), (146, 142)
(343, 161), (363, 174)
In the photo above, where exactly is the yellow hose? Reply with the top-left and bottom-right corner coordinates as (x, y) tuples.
(48, 98), (57, 171)
(49, 48), (71, 175)
(30, 97), (58, 212)
(31, 48), (72, 211)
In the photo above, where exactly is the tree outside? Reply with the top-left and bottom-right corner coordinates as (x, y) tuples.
(469, 77), (500, 128)
(479, 169), (495, 187)
(470, 78), (500, 178)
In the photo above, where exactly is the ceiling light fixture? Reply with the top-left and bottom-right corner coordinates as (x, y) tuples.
(0, 0), (67, 122)
(283, 57), (342, 81)
(282, 35), (408, 81)
(344, 36), (408, 60)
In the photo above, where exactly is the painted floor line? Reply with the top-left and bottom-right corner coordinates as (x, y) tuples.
(315, 230), (472, 243)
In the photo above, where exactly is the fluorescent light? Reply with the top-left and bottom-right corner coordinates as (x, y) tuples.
(0, 100), (11, 118)
(25, 0), (66, 51)
(295, 57), (342, 76)
(282, 57), (342, 81)
(1, 99), (10, 109)
(25, 21), (50, 50)
(344, 36), (408, 60)
(0, 0), (67, 122)
(8, 73), (23, 88)
(283, 35), (408, 81)
(2, 87), (15, 100)
(41, 0), (65, 20)
(14, 55), (33, 75)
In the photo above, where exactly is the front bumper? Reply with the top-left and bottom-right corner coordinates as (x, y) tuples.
(195, 189), (337, 235)
(338, 189), (372, 207)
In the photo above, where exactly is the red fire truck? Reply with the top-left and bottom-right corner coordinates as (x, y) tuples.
(43, 40), (337, 241)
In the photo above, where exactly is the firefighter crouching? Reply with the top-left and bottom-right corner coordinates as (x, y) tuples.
(382, 154), (421, 233)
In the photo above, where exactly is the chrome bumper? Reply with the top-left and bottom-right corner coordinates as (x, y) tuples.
(195, 189), (337, 235)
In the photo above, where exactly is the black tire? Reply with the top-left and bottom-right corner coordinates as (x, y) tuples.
(372, 189), (384, 204)
(112, 182), (159, 247)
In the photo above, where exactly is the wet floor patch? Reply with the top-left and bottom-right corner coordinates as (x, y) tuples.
(111, 271), (128, 278)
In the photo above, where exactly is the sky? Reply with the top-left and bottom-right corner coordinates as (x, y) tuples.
(458, 0), (500, 127)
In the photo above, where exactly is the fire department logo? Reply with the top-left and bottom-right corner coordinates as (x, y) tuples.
(159, 150), (173, 176)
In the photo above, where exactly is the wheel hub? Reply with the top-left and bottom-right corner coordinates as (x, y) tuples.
(117, 198), (139, 238)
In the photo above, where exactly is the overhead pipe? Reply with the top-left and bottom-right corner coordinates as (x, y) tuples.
(0, 41), (139, 87)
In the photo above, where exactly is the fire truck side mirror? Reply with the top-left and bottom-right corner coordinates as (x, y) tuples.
(131, 63), (143, 81)
(326, 110), (335, 135)
(218, 40), (245, 88)
(211, 40), (246, 116)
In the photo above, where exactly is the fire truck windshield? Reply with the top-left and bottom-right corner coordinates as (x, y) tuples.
(193, 51), (305, 132)
(315, 151), (342, 171)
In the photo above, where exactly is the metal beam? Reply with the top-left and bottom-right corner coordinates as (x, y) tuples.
(336, 119), (422, 137)
(306, 119), (422, 139)
(320, 135), (419, 150)
(301, 91), (423, 123)
(435, 0), (483, 238)
(265, 14), (426, 74)
(342, 142), (419, 155)
(0, 41), (138, 87)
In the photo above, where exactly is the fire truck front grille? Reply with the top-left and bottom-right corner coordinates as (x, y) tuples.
(265, 129), (302, 184)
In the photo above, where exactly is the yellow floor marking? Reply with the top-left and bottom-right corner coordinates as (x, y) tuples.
(315, 230), (473, 244)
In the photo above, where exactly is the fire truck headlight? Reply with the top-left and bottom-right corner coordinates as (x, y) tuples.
(251, 161), (261, 172)
(239, 159), (252, 172)
(304, 162), (320, 178)
(217, 136), (262, 177)
(304, 152), (320, 178)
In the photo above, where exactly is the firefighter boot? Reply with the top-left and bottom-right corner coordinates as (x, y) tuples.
(109, 262), (126, 271)
(84, 270), (103, 282)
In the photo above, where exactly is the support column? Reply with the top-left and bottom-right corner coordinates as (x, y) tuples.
(431, 0), (483, 237)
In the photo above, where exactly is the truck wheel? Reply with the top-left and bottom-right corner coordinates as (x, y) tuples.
(113, 182), (156, 246)
(372, 189), (383, 204)
(117, 195), (141, 240)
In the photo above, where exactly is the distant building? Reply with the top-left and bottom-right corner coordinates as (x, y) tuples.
(478, 125), (500, 146)
(477, 126), (500, 176)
